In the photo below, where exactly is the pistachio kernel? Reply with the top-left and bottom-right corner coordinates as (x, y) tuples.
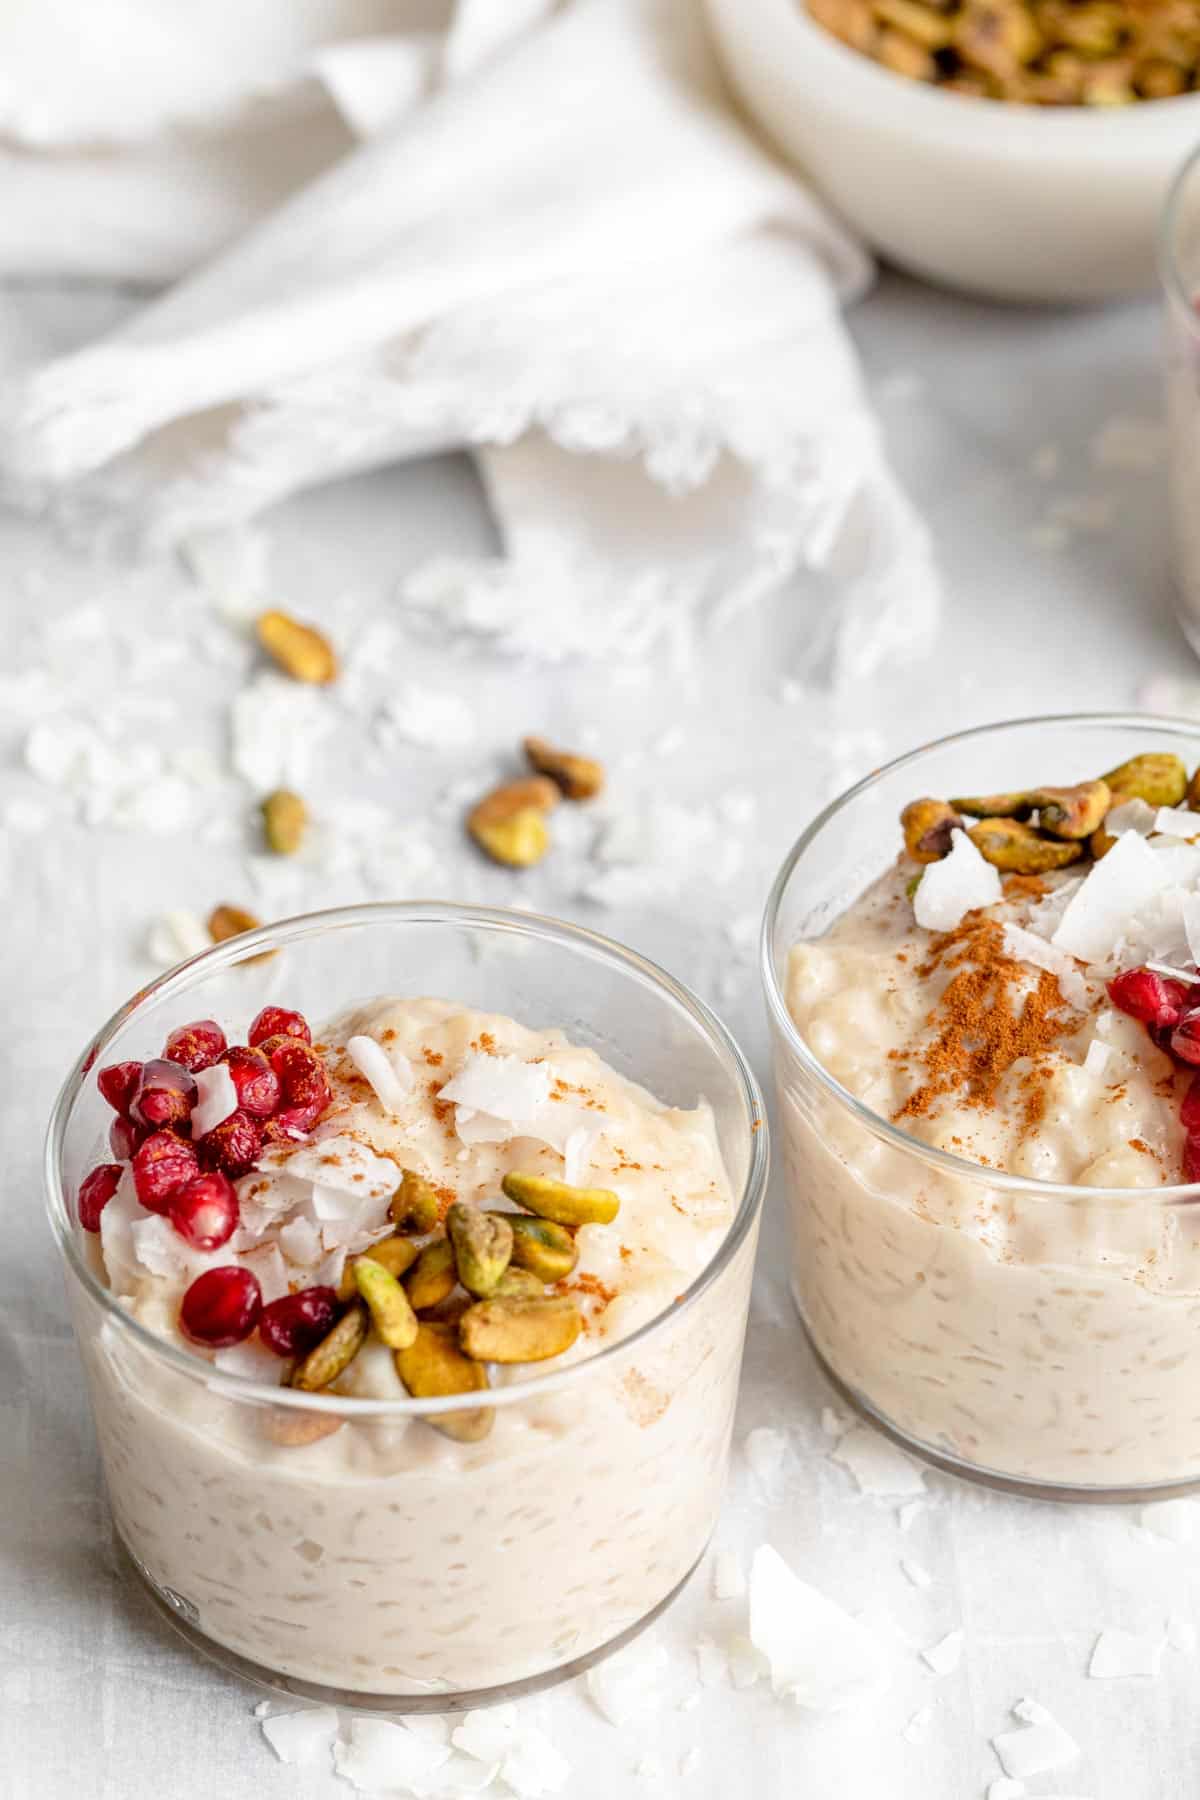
(1029, 780), (1111, 839)
(353, 1257), (419, 1350)
(260, 1407), (344, 1448)
(1090, 825), (1117, 860)
(291, 1301), (368, 1391)
(459, 1295), (584, 1364)
(467, 777), (560, 869)
(446, 1203), (513, 1298)
(1188, 765), (1200, 813)
(207, 903), (277, 963)
(262, 788), (308, 856)
(967, 818), (1085, 874)
(523, 736), (605, 801)
(337, 1234), (419, 1302)
(395, 1322), (493, 1443)
(390, 1168), (442, 1235)
(490, 1266), (547, 1301)
(403, 1236), (458, 1312)
(256, 609), (338, 685)
(501, 1170), (620, 1227)
(491, 1210), (579, 1282)
(905, 871), (924, 901)
(1101, 753), (1188, 809)
(900, 797), (963, 863)
(950, 790), (1036, 819)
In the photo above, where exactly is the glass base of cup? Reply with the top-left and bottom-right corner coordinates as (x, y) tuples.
(797, 1303), (1200, 1504)
(115, 1529), (705, 1714)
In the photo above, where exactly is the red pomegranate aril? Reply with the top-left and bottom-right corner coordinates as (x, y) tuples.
(132, 1130), (200, 1214)
(1183, 1075), (1200, 1134)
(97, 1060), (143, 1116)
(168, 1171), (239, 1251)
(264, 1098), (328, 1143)
(1107, 968), (1190, 1030)
(109, 1115), (148, 1161)
(79, 1163), (123, 1232)
(221, 1044), (281, 1118)
(1185, 1134), (1200, 1184)
(271, 1038), (331, 1106)
(259, 1286), (339, 1357)
(180, 1266), (262, 1347)
(1172, 1009), (1200, 1067)
(196, 1108), (264, 1177)
(130, 1058), (198, 1131)
(249, 1005), (311, 1048)
(163, 1019), (227, 1074)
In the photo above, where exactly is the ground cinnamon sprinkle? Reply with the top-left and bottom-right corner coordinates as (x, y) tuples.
(894, 918), (1080, 1126)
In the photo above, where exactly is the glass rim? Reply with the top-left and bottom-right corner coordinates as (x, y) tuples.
(1159, 138), (1200, 320)
(45, 900), (768, 1418)
(760, 709), (1200, 1205)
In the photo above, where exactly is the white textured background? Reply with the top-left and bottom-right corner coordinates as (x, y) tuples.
(5, 273), (1200, 1800)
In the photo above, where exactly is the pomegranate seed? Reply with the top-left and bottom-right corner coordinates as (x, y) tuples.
(180, 1266), (262, 1347)
(130, 1058), (197, 1132)
(168, 1172), (239, 1250)
(79, 1163), (123, 1232)
(163, 1019), (227, 1073)
(1185, 1134), (1200, 1183)
(264, 1099), (327, 1143)
(1107, 968), (1190, 1030)
(132, 1130), (200, 1214)
(259, 1286), (339, 1357)
(109, 1115), (148, 1161)
(249, 1006), (311, 1048)
(220, 1044), (281, 1118)
(196, 1109), (264, 1177)
(97, 1060), (142, 1116)
(1173, 1009), (1200, 1066)
(1183, 1075), (1200, 1133)
(271, 1038), (331, 1107)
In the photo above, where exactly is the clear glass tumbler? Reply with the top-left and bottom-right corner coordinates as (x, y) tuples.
(1163, 143), (1200, 657)
(46, 903), (766, 1709)
(763, 713), (1200, 1501)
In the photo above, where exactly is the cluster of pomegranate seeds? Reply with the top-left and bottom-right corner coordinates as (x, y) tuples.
(168, 1172), (239, 1251)
(130, 1058), (197, 1131)
(249, 1006), (311, 1047)
(180, 1266), (263, 1347)
(78, 1163), (123, 1232)
(132, 1130), (201, 1214)
(259, 1285), (339, 1357)
(1108, 967), (1200, 1178)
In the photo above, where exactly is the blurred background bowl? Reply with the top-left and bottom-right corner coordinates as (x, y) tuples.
(706, 0), (1200, 303)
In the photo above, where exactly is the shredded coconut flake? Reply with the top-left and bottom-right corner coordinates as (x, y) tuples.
(1001, 923), (1089, 1008)
(333, 1716), (453, 1793)
(832, 1425), (926, 1497)
(903, 1706), (933, 1744)
(1138, 1498), (1197, 1543)
(1052, 830), (1172, 964)
(439, 1052), (552, 1129)
(260, 1707), (338, 1767)
(743, 1426), (789, 1499)
(1168, 1616), (1197, 1653)
(1088, 1628), (1164, 1679)
(913, 829), (1002, 932)
(902, 1558), (932, 1590)
(585, 1642), (669, 1728)
(712, 1550), (746, 1601)
(191, 1062), (238, 1138)
(921, 1629), (963, 1676)
(748, 1544), (889, 1711)
(347, 1034), (413, 1114)
(992, 1699), (1080, 1780)
(145, 908), (211, 967)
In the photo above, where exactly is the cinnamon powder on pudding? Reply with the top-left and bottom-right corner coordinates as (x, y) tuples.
(893, 917), (1080, 1127)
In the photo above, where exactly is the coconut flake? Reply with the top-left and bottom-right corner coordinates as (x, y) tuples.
(903, 1707), (933, 1745)
(897, 1500), (927, 1531)
(1001, 924), (1089, 1008)
(450, 1706), (569, 1797)
(439, 1052), (552, 1129)
(260, 1707), (338, 1767)
(376, 686), (477, 751)
(913, 830), (1002, 933)
(346, 1034), (413, 1114)
(1082, 1040), (1112, 1079)
(585, 1641), (669, 1727)
(333, 1717), (452, 1793)
(239, 1242), (290, 1304)
(1088, 1628), (1164, 1679)
(921, 1629), (963, 1675)
(277, 1215), (324, 1267)
(563, 1124), (599, 1187)
(744, 1426), (789, 1498)
(748, 1544), (889, 1711)
(727, 1633), (769, 1689)
(832, 1425), (926, 1497)
(145, 909), (211, 967)
(1052, 830), (1171, 963)
(992, 1699), (1080, 1780)
(902, 1558), (932, 1590)
(988, 1782), (1027, 1800)
(213, 1338), (284, 1384)
(820, 1406), (851, 1439)
(279, 1135), (400, 1198)
(694, 1636), (728, 1686)
(1154, 805), (1200, 839)
(1106, 797), (1156, 835)
(1168, 1616), (1197, 1653)
(712, 1550), (745, 1601)
(191, 1062), (238, 1138)
(1138, 1498), (1197, 1543)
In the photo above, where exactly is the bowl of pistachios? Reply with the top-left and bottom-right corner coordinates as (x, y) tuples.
(706, 0), (1200, 301)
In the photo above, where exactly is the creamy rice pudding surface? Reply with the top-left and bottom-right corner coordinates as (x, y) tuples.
(782, 756), (1200, 1488)
(74, 996), (750, 1696)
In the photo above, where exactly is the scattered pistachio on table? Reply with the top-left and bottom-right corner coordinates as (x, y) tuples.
(256, 609), (338, 684)
(262, 788), (308, 855)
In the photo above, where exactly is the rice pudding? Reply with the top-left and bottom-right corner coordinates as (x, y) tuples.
(778, 747), (1200, 1491)
(69, 992), (755, 1698)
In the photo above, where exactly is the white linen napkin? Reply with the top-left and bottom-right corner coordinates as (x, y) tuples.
(0, 0), (937, 680)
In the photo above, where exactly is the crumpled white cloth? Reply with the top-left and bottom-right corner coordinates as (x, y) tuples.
(0, 0), (938, 680)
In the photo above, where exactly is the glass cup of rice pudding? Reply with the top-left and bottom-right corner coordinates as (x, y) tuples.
(764, 714), (1200, 1500)
(46, 903), (766, 1708)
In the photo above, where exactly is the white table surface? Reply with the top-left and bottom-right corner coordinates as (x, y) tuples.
(5, 271), (1199, 1800)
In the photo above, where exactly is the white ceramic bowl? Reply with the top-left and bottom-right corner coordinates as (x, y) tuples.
(706, 0), (1200, 303)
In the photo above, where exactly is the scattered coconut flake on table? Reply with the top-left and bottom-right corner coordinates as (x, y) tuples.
(903, 1706), (933, 1745)
(832, 1425), (926, 1497)
(921, 1629), (963, 1676)
(333, 1716), (453, 1794)
(376, 685), (477, 750)
(902, 1558), (933, 1590)
(260, 1706), (339, 1767)
(1138, 1498), (1197, 1543)
(743, 1425), (789, 1500)
(634, 1751), (668, 1790)
(1052, 830), (1171, 963)
(191, 1062), (238, 1138)
(694, 1636), (728, 1688)
(748, 1544), (889, 1711)
(585, 1641), (669, 1728)
(347, 1034), (413, 1114)
(712, 1550), (745, 1601)
(992, 1698), (1080, 1780)
(1168, 1616), (1197, 1654)
(1088, 1628), (1164, 1679)
(145, 908), (211, 967)
(913, 829), (1002, 932)
(821, 1405), (851, 1438)
(727, 1633), (769, 1690)
(230, 672), (334, 791)
(987, 1780), (1027, 1800)
(898, 1499), (927, 1531)
(450, 1704), (569, 1797)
